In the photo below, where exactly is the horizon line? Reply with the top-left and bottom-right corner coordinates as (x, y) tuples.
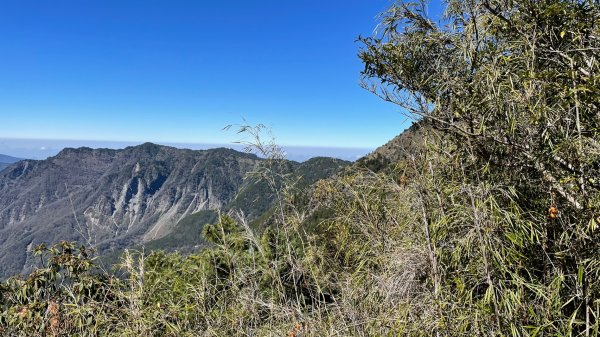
(0, 137), (376, 151)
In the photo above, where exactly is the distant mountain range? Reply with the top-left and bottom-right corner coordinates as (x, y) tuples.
(0, 154), (23, 172)
(0, 138), (372, 162)
(0, 143), (349, 278)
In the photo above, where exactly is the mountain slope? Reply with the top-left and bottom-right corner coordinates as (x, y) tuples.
(0, 144), (261, 277)
(0, 144), (350, 278)
(356, 122), (426, 172)
(226, 156), (351, 220)
(0, 154), (23, 172)
(135, 157), (351, 253)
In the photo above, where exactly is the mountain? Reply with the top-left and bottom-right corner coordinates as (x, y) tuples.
(100, 156), (351, 265)
(226, 156), (351, 220)
(356, 122), (426, 172)
(0, 143), (259, 277)
(0, 154), (23, 172)
(0, 143), (349, 278)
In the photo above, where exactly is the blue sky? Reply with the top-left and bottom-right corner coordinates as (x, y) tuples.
(0, 1), (438, 154)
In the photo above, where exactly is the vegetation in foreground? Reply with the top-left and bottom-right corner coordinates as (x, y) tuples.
(1, 0), (600, 335)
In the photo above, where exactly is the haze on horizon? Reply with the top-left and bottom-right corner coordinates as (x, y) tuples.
(0, 0), (438, 150)
(0, 137), (374, 162)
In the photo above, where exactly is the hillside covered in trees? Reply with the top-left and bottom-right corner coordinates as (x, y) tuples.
(1, 0), (600, 335)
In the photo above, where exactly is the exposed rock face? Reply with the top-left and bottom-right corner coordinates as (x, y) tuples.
(0, 143), (260, 277)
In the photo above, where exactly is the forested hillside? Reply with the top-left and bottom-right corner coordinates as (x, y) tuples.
(1, 0), (599, 335)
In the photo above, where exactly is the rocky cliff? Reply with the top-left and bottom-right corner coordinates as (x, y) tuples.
(0, 143), (261, 277)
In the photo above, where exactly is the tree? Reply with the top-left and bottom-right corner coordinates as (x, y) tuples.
(359, 0), (600, 335)
(360, 0), (600, 210)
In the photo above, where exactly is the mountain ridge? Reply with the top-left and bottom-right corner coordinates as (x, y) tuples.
(0, 143), (348, 278)
(0, 154), (23, 172)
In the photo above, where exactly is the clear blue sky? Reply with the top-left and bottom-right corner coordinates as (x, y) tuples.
(0, 1), (439, 149)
